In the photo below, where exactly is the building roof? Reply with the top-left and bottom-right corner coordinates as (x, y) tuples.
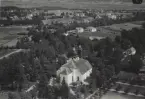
(59, 68), (72, 75)
(86, 26), (96, 29)
(42, 18), (74, 25)
(59, 57), (92, 75)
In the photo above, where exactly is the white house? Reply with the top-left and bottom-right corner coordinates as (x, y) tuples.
(76, 27), (84, 33)
(89, 36), (105, 41)
(106, 13), (117, 20)
(123, 47), (136, 57)
(108, 14), (117, 20)
(86, 27), (97, 32)
(57, 56), (92, 85)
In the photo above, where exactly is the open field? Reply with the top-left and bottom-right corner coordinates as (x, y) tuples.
(78, 21), (144, 40)
(0, 26), (28, 35)
(104, 22), (142, 31)
(1, 0), (145, 10)
(0, 25), (28, 47)
(78, 30), (116, 39)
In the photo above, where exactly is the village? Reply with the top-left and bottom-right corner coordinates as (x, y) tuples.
(0, 6), (145, 99)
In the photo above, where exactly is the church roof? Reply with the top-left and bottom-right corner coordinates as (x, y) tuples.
(59, 68), (72, 75)
(59, 57), (92, 75)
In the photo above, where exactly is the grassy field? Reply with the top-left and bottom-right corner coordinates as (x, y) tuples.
(104, 22), (142, 31)
(0, 26), (28, 35)
(0, 25), (28, 46)
(78, 21), (144, 40)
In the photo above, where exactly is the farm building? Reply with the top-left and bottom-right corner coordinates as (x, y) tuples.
(86, 26), (97, 32)
(76, 27), (84, 33)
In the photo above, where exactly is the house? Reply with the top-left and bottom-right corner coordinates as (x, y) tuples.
(89, 36), (105, 41)
(139, 66), (145, 80)
(63, 32), (69, 36)
(41, 18), (74, 26)
(106, 13), (117, 20)
(110, 15), (117, 20)
(74, 10), (85, 17)
(56, 56), (92, 85)
(82, 17), (94, 23)
(76, 27), (84, 33)
(122, 47), (136, 58)
(86, 27), (97, 32)
(95, 15), (102, 19)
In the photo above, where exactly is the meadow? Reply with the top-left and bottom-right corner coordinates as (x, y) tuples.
(0, 25), (28, 46)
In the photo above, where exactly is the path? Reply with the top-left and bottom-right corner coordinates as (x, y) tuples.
(0, 49), (24, 60)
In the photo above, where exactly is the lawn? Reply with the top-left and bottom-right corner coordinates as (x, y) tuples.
(78, 28), (119, 40)
(0, 25), (28, 46)
(104, 23), (142, 31)
(77, 21), (142, 40)
(0, 26), (28, 35)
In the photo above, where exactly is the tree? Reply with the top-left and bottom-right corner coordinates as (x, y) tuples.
(19, 92), (32, 99)
(17, 64), (26, 91)
(121, 39), (132, 50)
(8, 92), (21, 99)
(38, 73), (48, 98)
(130, 54), (142, 73)
(67, 49), (75, 58)
(54, 40), (65, 54)
(46, 45), (56, 58)
(60, 79), (69, 99)
(115, 36), (122, 44)
(32, 33), (41, 43)
(124, 87), (130, 93)
(116, 84), (121, 91)
(142, 22), (145, 29)
(121, 29), (129, 39)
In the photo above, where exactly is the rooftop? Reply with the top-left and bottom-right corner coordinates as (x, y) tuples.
(58, 57), (92, 75)
(42, 18), (74, 25)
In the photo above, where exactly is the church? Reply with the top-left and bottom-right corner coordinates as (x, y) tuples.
(57, 56), (92, 85)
